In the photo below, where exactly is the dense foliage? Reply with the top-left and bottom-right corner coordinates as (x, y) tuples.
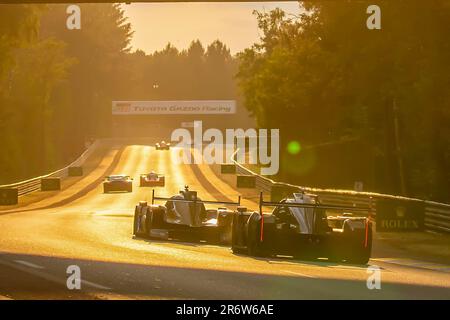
(0, 1), (448, 202)
(0, 4), (236, 183)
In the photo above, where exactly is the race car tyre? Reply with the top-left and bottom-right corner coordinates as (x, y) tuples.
(127, 184), (133, 193)
(247, 214), (265, 257)
(342, 220), (372, 264)
(145, 206), (165, 235)
(231, 229), (245, 254)
(145, 208), (154, 237)
(140, 177), (144, 187)
(103, 185), (109, 193)
(151, 207), (165, 228)
(219, 226), (232, 245)
(231, 213), (248, 254)
(133, 206), (140, 236)
(346, 225), (372, 264)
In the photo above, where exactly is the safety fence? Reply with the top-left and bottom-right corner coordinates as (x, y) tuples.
(232, 152), (450, 234)
(0, 140), (100, 197)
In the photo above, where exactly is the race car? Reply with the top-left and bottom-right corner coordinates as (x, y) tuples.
(133, 186), (243, 244)
(103, 174), (133, 193)
(140, 171), (165, 187)
(231, 192), (373, 264)
(155, 141), (170, 150)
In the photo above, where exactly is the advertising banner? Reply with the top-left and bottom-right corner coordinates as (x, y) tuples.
(112, 100), (236, 115)
(376, 199), (425, 232)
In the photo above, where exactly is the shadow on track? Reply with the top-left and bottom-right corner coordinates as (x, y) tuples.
(0, 252), (448, 300)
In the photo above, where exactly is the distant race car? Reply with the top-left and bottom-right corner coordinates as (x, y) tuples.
(231, 192), (373, 264)
(140, 171), (165, 187)
(133, 186), (243, 244)
(155, 141), (170, 150)
(103, 174), (133, 193)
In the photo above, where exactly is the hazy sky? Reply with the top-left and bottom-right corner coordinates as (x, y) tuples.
(122, 2), (300, 55)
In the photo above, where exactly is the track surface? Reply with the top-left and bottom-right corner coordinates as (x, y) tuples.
(0, 140), (449, 299)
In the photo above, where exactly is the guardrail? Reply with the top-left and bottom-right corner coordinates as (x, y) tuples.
(0, 140), (100, 197)
(424, 201), (450, 233)
(231, 150), (450, 233)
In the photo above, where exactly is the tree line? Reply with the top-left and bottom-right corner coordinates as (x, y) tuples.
(0, 4), (236, 184)
(237, 1), (449, 202)
(0, 2), (448, 203)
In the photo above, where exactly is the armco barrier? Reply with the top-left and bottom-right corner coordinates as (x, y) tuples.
(230, 150), (450, 233)
(424, 201), (450, 233)
(68, 166), (83, 177)
(0, 188), (18, 205)
(236, 175), (256, 188)
(41, 178), (61, 191)
(0, 140), (99, 200)
(220, 164), (236, 174)
(236, 163), (272, 194)
(271, 183), (301, 202)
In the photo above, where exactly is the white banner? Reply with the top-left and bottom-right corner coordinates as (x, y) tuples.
(112, 100), (236, 115)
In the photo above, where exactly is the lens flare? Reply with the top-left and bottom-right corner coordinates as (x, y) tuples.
(287, 141), (301, 155)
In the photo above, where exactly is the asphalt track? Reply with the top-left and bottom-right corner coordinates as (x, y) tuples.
(0, 139), (449, 299)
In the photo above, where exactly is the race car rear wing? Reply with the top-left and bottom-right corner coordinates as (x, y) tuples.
(258, 192), (373, 213)
(257, 192), (374, 242)
(151, 189), (241, 206)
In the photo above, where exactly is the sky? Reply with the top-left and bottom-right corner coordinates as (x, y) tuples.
(122, 2), (301, 55)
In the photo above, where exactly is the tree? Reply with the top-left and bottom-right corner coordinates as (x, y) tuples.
(237, 1), (450, 201)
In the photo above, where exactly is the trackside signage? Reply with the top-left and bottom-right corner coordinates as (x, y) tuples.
(112, 100), (236, 115)
(376, 199), (425, 232)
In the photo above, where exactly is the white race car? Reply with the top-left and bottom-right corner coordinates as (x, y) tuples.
(133, 186), (243, 244)
(155, 141), (170, 150)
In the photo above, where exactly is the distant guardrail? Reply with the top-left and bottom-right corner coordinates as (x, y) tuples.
(231, 150), (450, 234)
(0, 140), (99, 197)
(424, 201), (450, 233)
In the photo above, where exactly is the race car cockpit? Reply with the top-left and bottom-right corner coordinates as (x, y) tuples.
(165, 187), (207, 226)
(147, 171), (159, 180)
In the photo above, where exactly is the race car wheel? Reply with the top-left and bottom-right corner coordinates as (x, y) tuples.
(231, 219), (244, 253)
(247, 215), (265, 257)
(347, 226), (372, 264)
(127, 184), (133, 193)
(147, 207), (165, 236)
(133, 206), (140, 236)
(247, 236), (264, 257)
(219, 226), (232, 245)
(231, 213), (249, 254)
(152, 207), (164, 229)
(343, 220), (372, 264)
(145, 208), (154, 237)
